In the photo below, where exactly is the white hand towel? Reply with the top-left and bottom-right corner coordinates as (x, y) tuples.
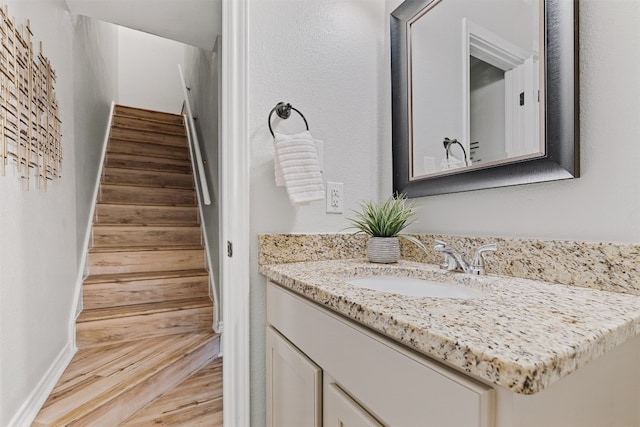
(275, 137), (323, 186)
(273, 131), (324, 206)
(440, 154), (465, 170)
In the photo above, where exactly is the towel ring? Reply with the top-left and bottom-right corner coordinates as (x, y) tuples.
(268, 102), (310, 137)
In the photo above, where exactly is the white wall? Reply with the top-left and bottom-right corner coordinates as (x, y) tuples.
(398, 0), (640, 244)
(73, 16), (120, 257)
(182, 43), (221, 312)
(249, 0), (387, 423)
(66, 0), (221, 51)
(0, 2), (118, 425)
(118, 26), (185, 114)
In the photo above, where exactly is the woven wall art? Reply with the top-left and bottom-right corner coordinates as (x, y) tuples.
(0, 5), (62, 190)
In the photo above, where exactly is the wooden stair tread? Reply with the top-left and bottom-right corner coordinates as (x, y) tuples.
(103, 166), (193, 177)
(99, 182), (196, 191)
(89, 245), (203, 253)
(102, 167), (194, 177)
(93, 221), (201, 227)
(77, 297), (213, 323)
(92, 223), (201, 228)
(84, 269), (209, 285)
(33, 333), (219, 426)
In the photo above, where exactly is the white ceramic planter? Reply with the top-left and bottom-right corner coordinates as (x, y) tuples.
(366, 237), (400, 264)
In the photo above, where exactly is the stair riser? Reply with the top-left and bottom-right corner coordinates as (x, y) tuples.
(99, 185), (196, 206)
(95, 204), (199, 225)
(105, 153), (192, 174)
(62, 336), (219, 427)
(102, 168), (195, 189)
(76, 306), (214, 348)
(113, 115), (185, 135)
(111, 127), (187, 148)
(115, 105), (184, 125)
(92, 226), (202, 248)
(83, 276), (210, 310)
(109, 139), (190, 161)
(88, 249), (205, 275)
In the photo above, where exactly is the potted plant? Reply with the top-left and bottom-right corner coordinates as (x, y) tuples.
(347, 194), (426, 263)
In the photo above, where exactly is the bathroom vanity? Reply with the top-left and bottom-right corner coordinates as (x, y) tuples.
(261, 259), (640, 427)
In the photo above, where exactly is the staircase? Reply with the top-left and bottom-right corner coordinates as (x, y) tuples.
(33, 105), (221, 426)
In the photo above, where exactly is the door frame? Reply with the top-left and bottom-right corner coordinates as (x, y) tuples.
(221, 0), (250, 425)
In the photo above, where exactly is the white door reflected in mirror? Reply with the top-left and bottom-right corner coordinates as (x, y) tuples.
(409, 0), (544, 179)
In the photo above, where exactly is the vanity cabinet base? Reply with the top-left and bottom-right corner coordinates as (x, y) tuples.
(266, 281), (640, 427)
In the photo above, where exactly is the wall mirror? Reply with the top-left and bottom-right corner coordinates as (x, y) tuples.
(391, 0), (579, 197)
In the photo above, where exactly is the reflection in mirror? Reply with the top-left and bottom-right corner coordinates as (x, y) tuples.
(409, 0), (543, 178)
(391, 0), (579, 197)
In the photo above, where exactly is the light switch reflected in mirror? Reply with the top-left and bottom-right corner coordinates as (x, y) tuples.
(409, 0), (544, 178)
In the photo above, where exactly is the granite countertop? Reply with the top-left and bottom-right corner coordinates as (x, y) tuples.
(259, 259), (640, 395)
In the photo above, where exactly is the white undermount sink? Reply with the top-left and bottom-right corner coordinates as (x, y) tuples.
(345, 276), (483, 299)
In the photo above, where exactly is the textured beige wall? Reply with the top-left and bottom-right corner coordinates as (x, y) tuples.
(249, 0), (388, 423)
(400, 0), (640, 244)
(0, 3), (119, 424)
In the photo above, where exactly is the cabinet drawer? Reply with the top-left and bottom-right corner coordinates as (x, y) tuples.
(267, 282), (494, 427)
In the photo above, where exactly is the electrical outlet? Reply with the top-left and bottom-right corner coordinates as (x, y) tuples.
(326, 182), (344, 214)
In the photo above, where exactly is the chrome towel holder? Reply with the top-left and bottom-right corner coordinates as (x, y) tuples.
(268, 102), (309, 137)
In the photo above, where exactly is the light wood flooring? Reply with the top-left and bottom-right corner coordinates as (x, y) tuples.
(123, 357), (223, 426)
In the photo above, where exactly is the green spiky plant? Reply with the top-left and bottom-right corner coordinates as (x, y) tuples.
(346, 194), (427, 253)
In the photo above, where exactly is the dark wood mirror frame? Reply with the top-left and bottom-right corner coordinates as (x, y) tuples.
(391, 0), (579, 197)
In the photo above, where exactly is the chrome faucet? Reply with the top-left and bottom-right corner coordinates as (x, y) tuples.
(434, 240), (497, 275)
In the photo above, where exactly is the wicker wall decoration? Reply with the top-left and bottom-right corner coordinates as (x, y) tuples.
(0, 5), (62, 190)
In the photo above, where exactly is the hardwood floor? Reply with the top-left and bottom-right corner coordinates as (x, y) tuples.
(123, 357), (223, 426)
(32, 334), (219, 426)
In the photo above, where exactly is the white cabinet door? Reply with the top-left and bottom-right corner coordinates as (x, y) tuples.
(324, 378), (384, 427)
(266, 326), (322, 427)
(268, 282), (494, 427)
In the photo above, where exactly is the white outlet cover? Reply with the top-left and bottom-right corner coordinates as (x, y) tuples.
(326, 182), (343, 214)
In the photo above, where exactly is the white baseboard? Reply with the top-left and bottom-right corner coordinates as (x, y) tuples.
(8, 341), (76, 427)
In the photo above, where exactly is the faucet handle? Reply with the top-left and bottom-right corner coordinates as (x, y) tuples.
(470, 244), (497, 275)
(433, 239), (448, 250)
(440, 253), (458, 271)
(433, 240), (457, 271)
